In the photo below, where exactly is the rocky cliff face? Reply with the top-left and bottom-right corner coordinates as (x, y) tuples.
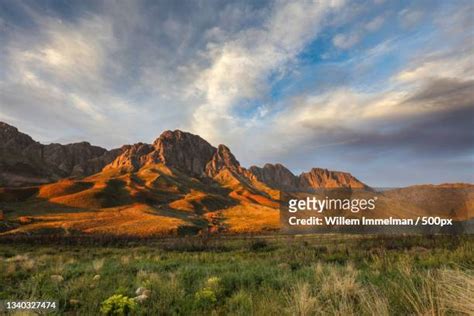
(0, 122), (121, 186)
(0, 122), (36, 150)
(249, 163), (299, 189)
(103, 143), (155, 172)
(1, 122), (369, 189)
(104, 129), (368, 190)
(248, 164), (367, 190)
(298, 168), (368, 189)
(42, 142), (119, 176)
(104, 130), (218, 175)
(154, 130), (216, 176)
(206, 145), (243, 177)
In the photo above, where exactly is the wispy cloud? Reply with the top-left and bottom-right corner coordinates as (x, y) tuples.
(0, 0), (472, 186)
(365, 15), (385, 31)
(191, 0), (345, 143)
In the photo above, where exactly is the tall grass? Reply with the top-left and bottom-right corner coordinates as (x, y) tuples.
(0, 235), (472, 315)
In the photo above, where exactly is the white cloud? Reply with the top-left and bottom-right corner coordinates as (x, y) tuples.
(190, 0), (346, 144)
(395, 49), (474, 83)
(11, 15), (113, 87)
(2, 14), (127, 121)
(236, 4), (474, 167)
(332, 13), (386, 51)
(332, 32), (361, 49)
(398, 9), (423, 28)
(0, 0), (472, 186)
(365, 15), (385, 31)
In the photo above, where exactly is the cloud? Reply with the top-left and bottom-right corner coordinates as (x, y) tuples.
(365, 15), (385, 31)
(398, 9), (423, 28)
(0, 1), (210, 145)
(243, 73), (473, 186)
(190, 0), (346, 143)
(0, 0), (472, 186)
(0, 10), (129, 129)
(332, 32), (361, 49)
(395, 51), (474, 83)
(333, 13), (386, 51)
(236, 2), (474, 184)
(405, 78), (474, 109)
(8, 14), (113, 89)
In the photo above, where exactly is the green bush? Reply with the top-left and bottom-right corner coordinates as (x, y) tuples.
(100, 294), (137, 315)
(194, 288), (217, 308)
(205, 276), (220, 290)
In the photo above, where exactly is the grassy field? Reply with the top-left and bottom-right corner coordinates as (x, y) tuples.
(0, 235), (473, 315)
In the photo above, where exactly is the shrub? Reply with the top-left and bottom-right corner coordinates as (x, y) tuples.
(195, 288), (217, 308)
(205, 276), (220, 290)
(100, 294), (137, 315)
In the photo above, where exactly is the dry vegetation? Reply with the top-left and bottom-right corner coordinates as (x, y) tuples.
(0, 235), (472, 315)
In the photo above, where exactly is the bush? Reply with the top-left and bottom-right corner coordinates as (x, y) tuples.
(195, 288), (217, 308)
(100, 294), (137, 315)
(205, 276), (220, 290)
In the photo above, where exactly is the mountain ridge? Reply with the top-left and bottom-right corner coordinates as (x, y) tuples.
(0, 122), (122, 186)
(0, 122), (368, 190)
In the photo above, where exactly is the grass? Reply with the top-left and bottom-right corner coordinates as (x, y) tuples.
(0, 235), (472, 315)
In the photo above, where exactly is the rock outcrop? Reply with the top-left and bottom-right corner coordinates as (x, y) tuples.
(104, 130), (217, 175)
(249, 163), (299, 189)
(0, 122), (121, 186)
(298, 168), (368, 189)
(206, 145), (242, 177)
(248, 164), (367, 190)
(103, 143), (155, 172)
(153, 130), (216, 176)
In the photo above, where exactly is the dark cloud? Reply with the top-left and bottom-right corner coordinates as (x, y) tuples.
(406, 78), (474, 108)
(345, 79), (474, 156)
(253, 77), (474, 186)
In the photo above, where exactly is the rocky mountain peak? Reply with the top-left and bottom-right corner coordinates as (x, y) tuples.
(298, 168), (367, 189)
(103, 143), (155, 172)
(152, 130), (216, 176)
(153, 130), (210, 146)
(0, 121), (36, 149)
(0, 122), (121, 186)
(216, 145), (240, 166)
(205, 144), (241, 177)
(249, 163), (298, 189)
(0, 122), (370, 190)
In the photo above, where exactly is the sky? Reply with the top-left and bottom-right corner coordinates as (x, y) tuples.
(0, 0), (473, 187)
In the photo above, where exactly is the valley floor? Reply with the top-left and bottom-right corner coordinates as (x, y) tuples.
(0, 235), (473, 315)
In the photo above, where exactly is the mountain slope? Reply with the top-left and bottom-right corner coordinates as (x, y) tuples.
(0, 126), (368, 236)
(1, 123), (471, 237)
(249, 164), (368, 190)
(0, 122), (121, 186)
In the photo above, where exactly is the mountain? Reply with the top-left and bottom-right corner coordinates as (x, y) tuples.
(0, 122), (472, 237)
(0, 122), (121, 186)
(0, 122), (367, 190)
(101, 130), (368, 191)
(249, 164), (368, 190)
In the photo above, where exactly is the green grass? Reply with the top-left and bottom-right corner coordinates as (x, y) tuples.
(0, 235), (472, 315)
